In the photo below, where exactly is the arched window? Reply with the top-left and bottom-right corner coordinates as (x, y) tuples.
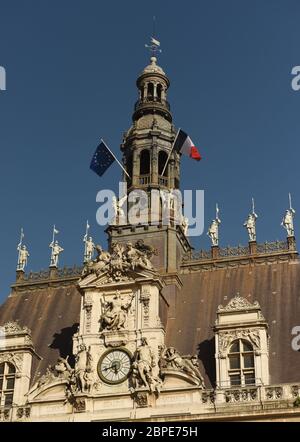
(0, 362), (16, 407)
(126, 154), (133, 187)
(228, 340), (255, 386)
(158, 151), (168, 177)
(147, 83), (154, 100)
(157, 84), (162, 101)
(140, 149), (150, 175)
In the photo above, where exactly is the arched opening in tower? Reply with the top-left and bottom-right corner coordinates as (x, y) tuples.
(158, 150), (168, 177)
(147, 82), (154, 101)
(157, 84), (162, 102)
(140, 149), (150, 176)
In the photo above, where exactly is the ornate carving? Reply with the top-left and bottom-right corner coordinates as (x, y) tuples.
(218, 329), (261, 354)
(266, 386), (283, 400)
(217, 295), (260, 312)
(140, 290), (150, 324)
(202, 390), (215, 404)
(134, 391), (149, 408)
(16, 407), (30, 419)
(100, 291), (134, 331)
(130, 338), (162, 395)
(0, 321), (31, 336)
(225, 387), (258, 403)
(160, 347), (205, 387)
(81, 240), (157, 283)
(0, 352), (23, 372)
(73, 398), (86, 412)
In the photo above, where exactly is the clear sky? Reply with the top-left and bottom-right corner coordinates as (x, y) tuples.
(0, 0), (300, 303)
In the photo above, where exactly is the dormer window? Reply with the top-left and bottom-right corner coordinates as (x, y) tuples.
(228, 339), (255, 386)
(0, 362), (16, 407)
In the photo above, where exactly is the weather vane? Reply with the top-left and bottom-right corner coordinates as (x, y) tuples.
(145, 16), (162, 56)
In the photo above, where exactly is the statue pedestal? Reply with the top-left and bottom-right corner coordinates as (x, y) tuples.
(16, 270), (25, 282)
(211, 246), (219, 259)
(287, 235), (296, 251)
(249, 241), (257, 255)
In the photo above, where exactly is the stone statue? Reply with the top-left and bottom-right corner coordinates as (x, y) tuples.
(207, 204), (221, 246)
(281, 195), (295, 237)
(74, 344), (93, 392)
(244, 199), (258, 242)
(100, 291), (134, 331)
(17, 245), (29, 271)
(54, 356), (73, 381)
(130, 337), (161, 394)
(84, 236), (95, 263)
(49, 240), (64, 267)
(160, 347), (205, 387)
(81, 244), (110, 277)
(182, 216), (189, 235)
(281, 209), (295, 237)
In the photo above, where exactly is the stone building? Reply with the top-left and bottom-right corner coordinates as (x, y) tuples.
(1, 53), (300, 422)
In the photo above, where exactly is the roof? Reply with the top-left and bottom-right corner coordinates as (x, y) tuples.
(1, 247), (300, 388)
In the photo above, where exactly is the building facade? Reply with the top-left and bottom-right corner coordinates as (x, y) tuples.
(1, 54), (300, 422)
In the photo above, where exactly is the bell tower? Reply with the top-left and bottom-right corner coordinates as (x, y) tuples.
(107, 51), (191, 278)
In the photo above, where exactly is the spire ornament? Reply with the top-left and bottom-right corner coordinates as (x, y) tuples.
(281, 193), (296, 238)
(244, 198), (258, 242)
(145, 16), (162, 58)
(17, 228), (29, 271)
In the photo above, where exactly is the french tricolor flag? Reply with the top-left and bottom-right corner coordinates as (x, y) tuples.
(173, 129), (202, 161)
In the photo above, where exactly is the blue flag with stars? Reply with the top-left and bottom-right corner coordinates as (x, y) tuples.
(90, 141), (115, 177)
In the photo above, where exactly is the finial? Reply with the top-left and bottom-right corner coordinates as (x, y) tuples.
(17, 228), (29, 271)
(145, 16), (162, 58)
(281, 193), (296, 237)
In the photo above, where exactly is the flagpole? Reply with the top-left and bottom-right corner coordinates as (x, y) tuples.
(101, 139), (131, 179)
(161, 128), (180, 177)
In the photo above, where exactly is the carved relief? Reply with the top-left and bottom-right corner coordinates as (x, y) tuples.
(0, 352), (23, 373)
(140, 290), (150, 325)
(0, 321), (31, 336)
(218, 329), (260, 356)
(217, 295), (260, 312)
(100, 291), (134, 332)
(80, 240), (157, 284)
(160, 347), (205, 388)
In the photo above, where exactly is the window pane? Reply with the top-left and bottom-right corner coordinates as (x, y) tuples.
(6, 377), (15, 390)
(243, 354), (254, 368)
(0, 364), (4, 375)
(244, 372), (255, 385)
(0, 377), (3, 390)
(229, 341), (239, 353)
(4, 393), (13, 406)
(242, 341), (253, 352)
(229, 355), (240, 369)
(7, 363), (15, 374)
(230, 374), (241, 386)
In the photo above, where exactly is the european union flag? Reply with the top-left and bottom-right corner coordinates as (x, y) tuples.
(90, 140), (115, 177)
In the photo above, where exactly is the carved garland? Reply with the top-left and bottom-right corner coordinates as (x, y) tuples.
(0, 352), (23, 373)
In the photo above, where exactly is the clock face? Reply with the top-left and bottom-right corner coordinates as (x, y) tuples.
(98, 349), (132, 384)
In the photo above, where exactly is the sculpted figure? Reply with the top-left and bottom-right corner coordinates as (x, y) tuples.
(100, 291), (134, 331)
(281, 208), (295, 237)
(54, 356), (73, 380)
(17, 245), (29, 271)
(49, 240), (64, 267)
(207, 219), (221, 246)
(75, 344), (92, 392)
(161, 347), (205, 386)
(131, 337), (161, 394)
(244, 213), (257, 242)
(84, 236), (95, 263)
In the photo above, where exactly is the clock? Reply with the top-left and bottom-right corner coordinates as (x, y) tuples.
(98, 348), (132, 384)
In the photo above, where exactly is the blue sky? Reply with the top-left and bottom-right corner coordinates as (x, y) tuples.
(0, 0), (300, 303)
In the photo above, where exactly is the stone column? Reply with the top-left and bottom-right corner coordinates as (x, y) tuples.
(132, 149), (140, 186)
(151, 141), (158, 185)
